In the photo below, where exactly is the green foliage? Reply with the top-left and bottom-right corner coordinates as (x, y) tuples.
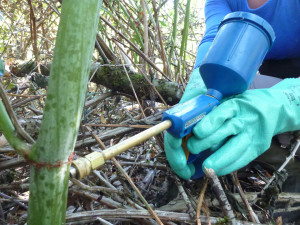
(177, 0), (192, 79)
(215, 216), (230, 225)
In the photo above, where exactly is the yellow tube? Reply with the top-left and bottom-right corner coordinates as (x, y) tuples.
(71, 120), (172, 179)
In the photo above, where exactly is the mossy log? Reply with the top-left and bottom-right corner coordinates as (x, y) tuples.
(10, 61), (184, 105)
(91, 63), (183, 105)
(10, 60), (51, 77)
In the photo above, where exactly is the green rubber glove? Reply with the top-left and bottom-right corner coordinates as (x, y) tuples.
(187, 78), (300, 176)
(164, 69), (207, 179)
(179, 69), (208, 102)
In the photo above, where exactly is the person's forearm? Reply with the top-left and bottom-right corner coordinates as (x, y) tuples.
(179, 42), (212, 103)
(194, 41), (212, 69)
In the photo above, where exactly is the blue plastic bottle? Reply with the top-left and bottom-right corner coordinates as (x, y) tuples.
(201, 12), (276, 99)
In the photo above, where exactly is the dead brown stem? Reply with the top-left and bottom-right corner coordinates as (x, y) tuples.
(85, 123), (152, 129)
(196, 178), (208, 225)
(232, 172), (260, 223)
(115, 41), (168, 107)
(174, 176), (195, 218)
(115, 42), (146, 119)
(100, 16), (171, 81)
(27, 0), (40, 73)
(0, 82), (35, 144)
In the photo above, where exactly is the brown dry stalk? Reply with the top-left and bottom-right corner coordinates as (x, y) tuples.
(175, 176), (195, 218)
(232, 172), (260, 223)
(100, 16), (171, 81)
(0, 82), (35, 144)
(196, 178), (208, 225)
(70, 178), (123, 194)
(6, 93), (46, 98)
(12, 96), (41, 108)
(85, 124), (152, 129)
(115, 42), (146, 119)
(115, 42), (168, 107)
(27, 0), (40, 73)
(141, 0), (148, 73)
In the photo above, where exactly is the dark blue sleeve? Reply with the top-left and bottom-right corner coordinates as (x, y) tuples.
(194, 0), (232, 68)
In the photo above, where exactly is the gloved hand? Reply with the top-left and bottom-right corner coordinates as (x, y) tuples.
(187, 78), (300, 176)
(164, 68), (207, 179)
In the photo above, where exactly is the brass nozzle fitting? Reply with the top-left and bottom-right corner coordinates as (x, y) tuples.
(70, 151), (105, 179)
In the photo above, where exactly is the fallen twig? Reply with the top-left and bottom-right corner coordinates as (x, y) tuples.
(85, 123), (152, 129)
(0, 192), (28, 209)
(232, 172), (260, 223)
(70, 178), (123, 194)
(174, 176), (195, 218)
(0, 183), (30, 191)
(11, 95), (41, 108)
(96, 217), (113, 225)
(0, 157), (26, 170)
(93, 170), (116, 190)
(261, 138), (300, 193)
(66, 209), (264, 225)
(105, 161), (167, 170)
(6, 93), (46, 98)
(69, 188), (125, 209)
(205, 168), (237, 224)
(84, 92), (113, 108)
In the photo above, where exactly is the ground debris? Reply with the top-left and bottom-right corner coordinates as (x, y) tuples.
(1, 75), (300, 225)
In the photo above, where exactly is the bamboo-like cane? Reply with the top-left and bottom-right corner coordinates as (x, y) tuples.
(70, 120), (172, 179)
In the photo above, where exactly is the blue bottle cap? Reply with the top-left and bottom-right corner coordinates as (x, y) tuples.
(219, 12), (275, 49)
